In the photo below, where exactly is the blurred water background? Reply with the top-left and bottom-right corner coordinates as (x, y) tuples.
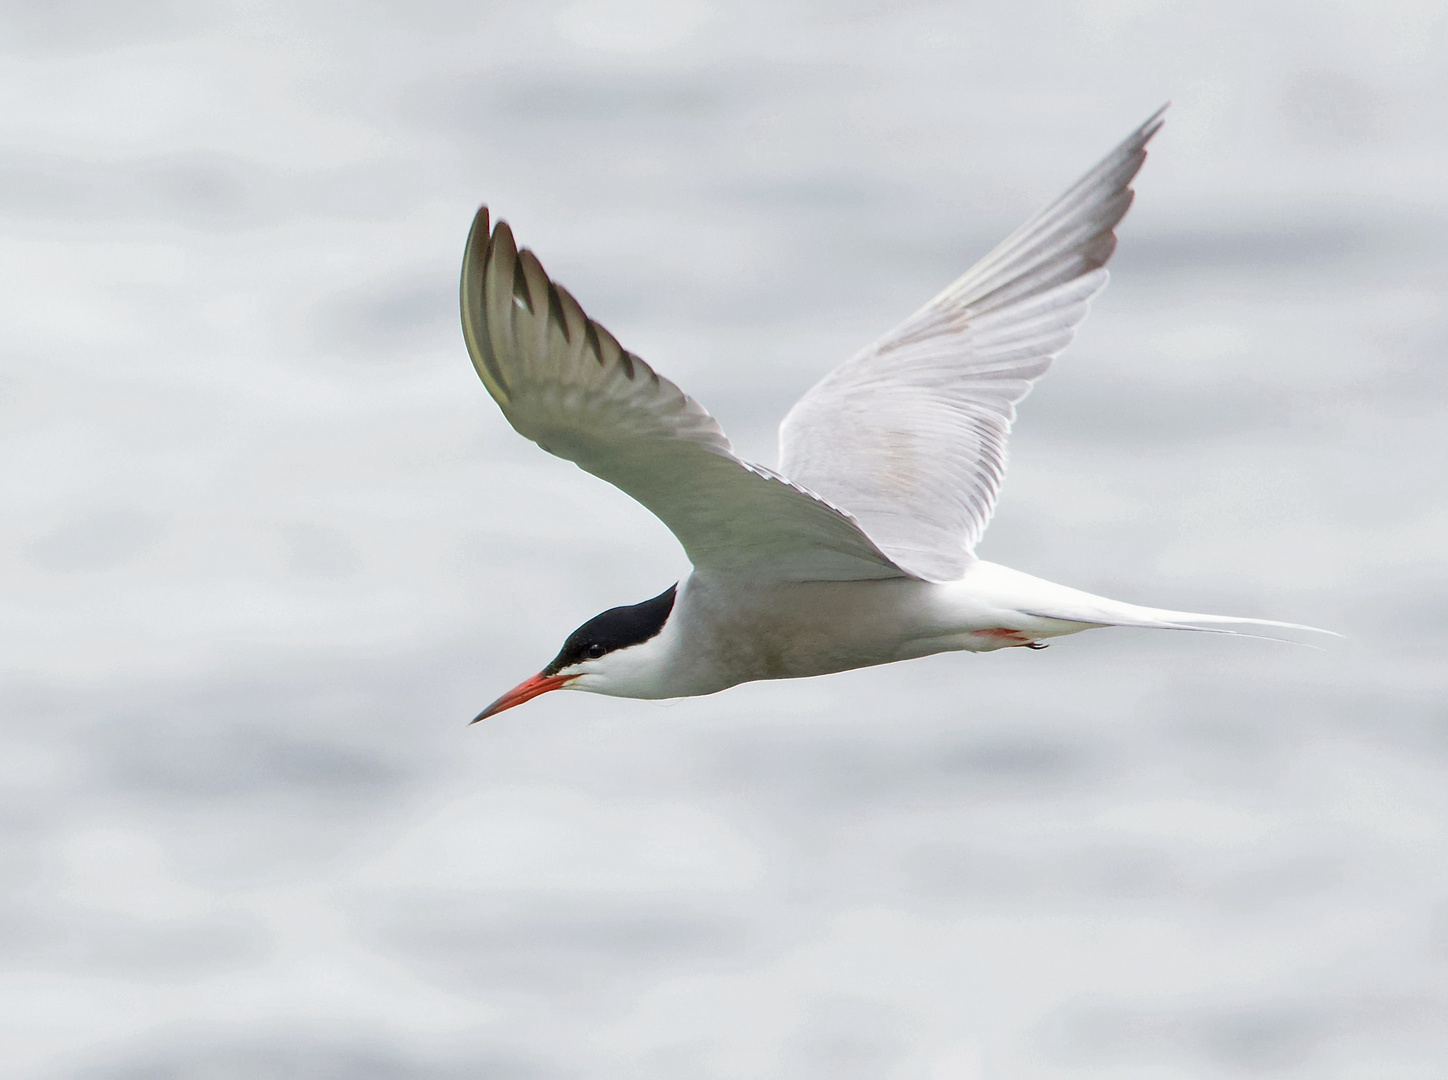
(2, 1), (1447, 1076)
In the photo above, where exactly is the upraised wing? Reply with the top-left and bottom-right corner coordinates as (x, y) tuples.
(461, 208), (907, 582)
(779, 107), (1167, 582)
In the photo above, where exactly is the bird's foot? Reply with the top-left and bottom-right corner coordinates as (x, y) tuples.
(971, 628), (1045, 649)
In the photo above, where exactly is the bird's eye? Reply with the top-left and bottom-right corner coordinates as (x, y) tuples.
(585, 643), (607, 659)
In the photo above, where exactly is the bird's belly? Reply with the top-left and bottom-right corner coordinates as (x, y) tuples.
(662, 567), (1107, 695)
(669, 574), (1006, 692)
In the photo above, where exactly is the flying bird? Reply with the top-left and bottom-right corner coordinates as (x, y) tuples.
(462, 107), (1321, 722)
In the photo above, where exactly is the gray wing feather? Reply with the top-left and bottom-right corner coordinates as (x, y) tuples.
(779, 107), (1166, 582)
(461, 208), (907, 582)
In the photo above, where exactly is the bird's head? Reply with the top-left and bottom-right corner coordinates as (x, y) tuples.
(472, 584), (678, 722)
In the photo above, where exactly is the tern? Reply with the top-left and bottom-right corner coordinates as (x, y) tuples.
(464, 107), (1321, 722)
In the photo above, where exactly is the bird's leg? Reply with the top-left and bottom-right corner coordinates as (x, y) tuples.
(971, 628), (1042, 647)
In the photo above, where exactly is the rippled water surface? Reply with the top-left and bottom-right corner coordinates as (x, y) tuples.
(2, 2), (1446, 1076)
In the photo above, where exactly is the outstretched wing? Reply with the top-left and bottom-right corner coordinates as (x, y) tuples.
(461, 207), (907, 582)
(779, 107), (1167, 582)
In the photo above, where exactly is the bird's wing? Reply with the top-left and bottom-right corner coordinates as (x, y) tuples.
(461, 208), (907, 582)
(778, 107), (1166, 582)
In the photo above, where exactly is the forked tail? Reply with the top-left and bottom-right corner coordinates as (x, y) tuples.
(1025, 602), (1338, 644)
(968, 562), (1337, 645)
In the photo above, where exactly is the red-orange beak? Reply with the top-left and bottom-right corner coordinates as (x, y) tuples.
(471, 671), (573, 723)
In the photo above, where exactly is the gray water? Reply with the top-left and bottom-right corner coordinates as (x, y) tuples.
(3, 1), (1446, 1076)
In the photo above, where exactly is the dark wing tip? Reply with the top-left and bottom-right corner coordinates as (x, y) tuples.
(488, 218), (517, 262)
(1134, 103), (1170, 148)
(513, 248), (539, 313)
(547, 281), (571, 343)
(460, 203), (517, 400)
(462, 205), (491, 277)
